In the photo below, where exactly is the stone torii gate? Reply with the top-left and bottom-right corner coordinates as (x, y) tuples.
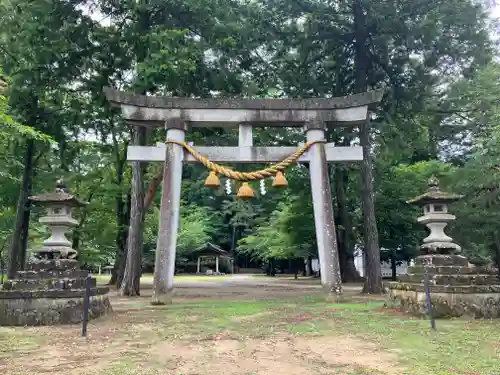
(104, 87), (383, 304)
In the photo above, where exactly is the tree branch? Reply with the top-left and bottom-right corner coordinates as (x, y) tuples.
(144, 170), (163, 212)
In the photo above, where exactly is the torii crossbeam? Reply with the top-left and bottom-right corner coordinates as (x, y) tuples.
(104, 87), (383, 304)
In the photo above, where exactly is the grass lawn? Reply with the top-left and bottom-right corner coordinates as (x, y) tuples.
(0, 285), (499, 374)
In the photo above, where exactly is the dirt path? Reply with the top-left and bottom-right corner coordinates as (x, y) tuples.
(0, 279), (401, 375)
(152, 336), (401, 375)
(173, 274), (364, 293)
(2, 324), (401, 375)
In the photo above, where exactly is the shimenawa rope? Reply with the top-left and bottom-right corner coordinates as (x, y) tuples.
(165, 139), (326, 182)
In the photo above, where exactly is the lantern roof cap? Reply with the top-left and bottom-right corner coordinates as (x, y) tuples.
(406, 176), (463, 206)
(28, 179), (87, 207)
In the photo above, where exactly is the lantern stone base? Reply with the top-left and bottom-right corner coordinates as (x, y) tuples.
(0, 292), (111, 326)
(387, 255), (500, 319)
(0, 259), (112, 326)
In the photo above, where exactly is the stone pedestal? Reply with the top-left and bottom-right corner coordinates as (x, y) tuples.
(0, 181), (112, 326)
(0, 259), (111, 326)
(387, 177), (500, 318)
(388, 255), (500, 318)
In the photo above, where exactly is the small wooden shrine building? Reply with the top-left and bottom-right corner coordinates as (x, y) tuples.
(192, 243), (232, 274)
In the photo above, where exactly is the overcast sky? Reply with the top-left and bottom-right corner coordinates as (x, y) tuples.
(490, 3), (500, 45)
(492, 2), (500, 18)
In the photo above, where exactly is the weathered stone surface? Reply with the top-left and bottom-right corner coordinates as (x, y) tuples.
(0, 295), (112, 326)
(390, 180), (500, 318)
(104, 86), (384, 110)
(1, 184), (112, 326)
(16, 269), (89, 279)
(387, 287), (500, 319)
(420, 241), (462, 254)
(398, 273), (499, 286)
(388, 252), (500, 318)
(25, 259), (79, 272)
(2, 277), (97, 291)
(415, 254), (469, 266)
(388, 281), (500, 294)
(407, 265), (490, 275)
(0, 257), (111, 326)
(32, 246), (78, 259)
(1, 255), (112, 326)
(0, 287), (109, 299)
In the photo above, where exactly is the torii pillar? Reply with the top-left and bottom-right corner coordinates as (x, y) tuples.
(153, 118), (187, 303)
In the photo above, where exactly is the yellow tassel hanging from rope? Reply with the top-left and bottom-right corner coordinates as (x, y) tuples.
(272, 171), (288, 188)
(237, 182), (254, 199)
(204, 171), (221, 188)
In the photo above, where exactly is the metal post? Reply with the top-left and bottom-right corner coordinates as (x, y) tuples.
(152, 119), (186, 305)
(306, 124), (342, 298)
(82, 273), (92, 337)
(423, 262), (436, 330)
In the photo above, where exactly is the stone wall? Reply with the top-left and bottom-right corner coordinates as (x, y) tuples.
(0, 295), (112, 326)
(388, 287), (500, 319)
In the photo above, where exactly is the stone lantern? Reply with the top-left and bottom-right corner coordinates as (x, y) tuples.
(407, 176), (463, 255)
(29, 179), (86, 260)
(387, 177), (500, 318)
(0, 181), (112, 326)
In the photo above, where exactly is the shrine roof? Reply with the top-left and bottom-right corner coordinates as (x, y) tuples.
(103, 87), (383, 111)
(193, 243), (231, 256)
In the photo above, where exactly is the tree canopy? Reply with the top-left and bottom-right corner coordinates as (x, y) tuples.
(0, 0), (498, 291)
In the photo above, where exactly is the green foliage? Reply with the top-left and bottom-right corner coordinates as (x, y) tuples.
(376, 160), (456, 261)
(445, 63), (500, 261)
(0, 0), (498, 275)
(0, 93), (51, 143)
(177, 204), (219, 255)
(238, 202), (298, 261)
(236, 169), (317, 262)
(0, 72), (53, 181)
(137, 28), (204, 94)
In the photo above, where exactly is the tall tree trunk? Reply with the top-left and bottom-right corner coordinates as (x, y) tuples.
(119, 3), (153, 293)
(390, 251), (397, 281)
(110, 193), (131, 287)
(109, 131), (129, 286)
(334, 166), (360, 282)
(492, 233), (500, 279)
(353, 0), (383, 293)
(19, 203), (31, 268)
(7, 139), (35, 278)
(120, 126), (146, 296)
(109, 194), (126, 286)
(1, 236), (10, 283)
(116, 192), (131, 288)
(306, 256), (313, 276)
